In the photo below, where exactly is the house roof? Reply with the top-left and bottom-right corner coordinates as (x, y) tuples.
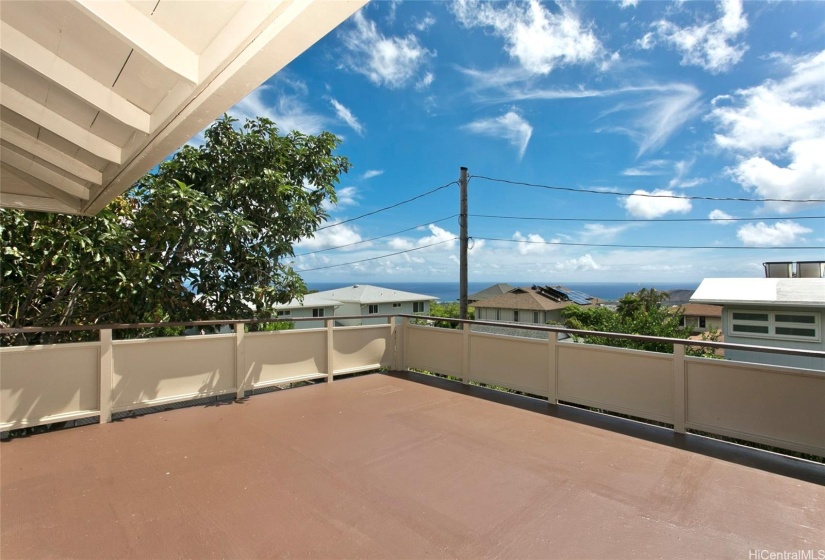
(468, 283), (516, 301)
(0, 0), (365, 215)
(274, 284), (437, 310)
(691, 278), (825, 308)
(472, 286), (600, 311)
(678, 303), (723, 317)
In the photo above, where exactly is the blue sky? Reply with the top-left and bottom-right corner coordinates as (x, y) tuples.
(226, 0), (824, 284)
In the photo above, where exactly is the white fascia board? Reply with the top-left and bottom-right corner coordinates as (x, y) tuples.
(0, 189), (82, 214)
(70, 0), (199, 84)
(0, 21), (151, 132)
(0, 84), (123, 164)
(2, 149), (90, 199)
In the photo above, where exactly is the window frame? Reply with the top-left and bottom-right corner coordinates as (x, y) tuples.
(312, 308), (325, 318)
(368, 304), (379, 314)
(729, 309), (820, 342)
(412, 301), (425, 314)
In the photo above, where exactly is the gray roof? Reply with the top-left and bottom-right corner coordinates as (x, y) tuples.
(472, 286), (600, 311)
(690, 278), (825, 307)
(468, 283), (516, 301)
(274, 284), (436, 310)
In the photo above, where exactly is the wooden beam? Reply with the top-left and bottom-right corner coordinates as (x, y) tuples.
(0, 123), (103, 184)
(70, 0), (199, 84)
(0, 84), (123, 164)
(0, 22), (151, 133)
(2, 149), (91, 200)
(0, 165), (84, 213)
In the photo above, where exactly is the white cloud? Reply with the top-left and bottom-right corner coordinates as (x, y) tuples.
(709, 50), (825, 212)
(623, 189), (692, 219)
(361, 170), (384, 180)
(556, 254), (602, 271)
(452, 0), (604, 75)
(655, 0), (748, 73)
(636, 32), (655, 50)
(414, 13), (436, 31)
(736, 221), (812, 247)
(463, 111), (533, 160)
(622, 159), (670, 176)
(335, 187), (358, 208)
(388, 224), (458, 252)
(669, 159), (705, 188)
(417, 72), (435, 91)
(329, 98), (364, 136)
(512, 231), (554, 255)
(709, 209), (735, 224)
(620, 0), (639, 8)
(731, 138), (825, 213)
(298, 222), (364, 251)
(230, 85), (326, 135)
(340, 11), (434, 89)
(580, 223), (634, 242)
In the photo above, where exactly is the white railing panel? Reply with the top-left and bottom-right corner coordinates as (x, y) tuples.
(557, 344), (674, 423)
(685, 358), (825, 456)
(406, 325), (463, 376)
(0, 343), (99, 428)
(333, 325), (392, 375)
(468, 332), (549, 396)
(112, 335), (235, 411)
(245, 329), (327, 388)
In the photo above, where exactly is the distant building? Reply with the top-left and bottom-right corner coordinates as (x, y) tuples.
(473, 285), (603, 325)
(468, 283), (515, 303)
(691, 277), (825, 371)
(674, 303), (722, 334)
(273, 284), (437, 329)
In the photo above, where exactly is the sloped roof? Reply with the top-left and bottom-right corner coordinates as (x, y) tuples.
(678, 303), (723, 317)
(473, 286), (599, 311)
(0, 0), (366, 215)
(468, 283), (516, 301)
(691, 278), (825, 308)
(274, 284), (437, 310)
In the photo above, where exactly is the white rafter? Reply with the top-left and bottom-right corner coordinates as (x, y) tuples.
(0, 84), (123, 164)
(0, 123), (104, 184)
(1, 164), (85, 212)
(70, 0), (200, 84)
(0, 22), (151, 133)
(2, 150), (91, 200)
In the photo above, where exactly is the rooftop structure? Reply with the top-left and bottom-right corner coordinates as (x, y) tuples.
(691, 278), (825, 308)
(0, 0), (366, 215)
(467, 283), (516, 302)
(276, 284), (436, 310)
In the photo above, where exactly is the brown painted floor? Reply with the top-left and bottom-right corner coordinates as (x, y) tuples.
(2, 371), (824, 560)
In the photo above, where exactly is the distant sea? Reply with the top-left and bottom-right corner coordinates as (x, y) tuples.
(306, 281), (699, 303)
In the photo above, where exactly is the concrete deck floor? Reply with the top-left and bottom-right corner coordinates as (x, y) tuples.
(2, 371), (824, 559)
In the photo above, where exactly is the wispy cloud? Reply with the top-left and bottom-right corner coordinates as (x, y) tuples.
(709, 209), (735, 224)
(452, 0), (606, 75)
(298, 221), (364, 251)
(655, 0), (749, 73)
(229, 84), (327, 135)
(622, 159), (670, 176)
(463, 111), (533, 160)
(329, 98), (364, 136)
(361, 170), (384, 180)
(339, 11), (434, 89)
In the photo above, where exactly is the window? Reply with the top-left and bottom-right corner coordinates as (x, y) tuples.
(412, 302), (425, 313)
(495, 309), (501, 321)
(392, 303), (402, 308)
(368, 304), (379, 314)
(277, 310), (290, 316)
(513, 310), (519, 322)
(312, 308), (324, 318)
(533, 311), (540, 323)
(699, 317), (706, 328)
(730, 310), (819, 341)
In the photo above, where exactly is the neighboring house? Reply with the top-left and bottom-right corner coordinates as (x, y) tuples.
(273, 284), (436, 329)
(473, 285), (603, 325)
(674, 303), (722, 334)
(468, 283), (515, 303)
(690, 278), (825, 371)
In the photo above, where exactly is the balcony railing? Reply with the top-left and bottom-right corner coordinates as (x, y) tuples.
(1, 315), (824, 458)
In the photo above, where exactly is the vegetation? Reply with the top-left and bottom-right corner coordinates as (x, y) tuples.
(426, 301), (474, 328)
(1, 115), (349, 345)
(562, 288), (692, 353)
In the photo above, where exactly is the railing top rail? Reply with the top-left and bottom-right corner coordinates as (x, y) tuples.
(0, 314), (395, 335)
(399, 315), (825, 360)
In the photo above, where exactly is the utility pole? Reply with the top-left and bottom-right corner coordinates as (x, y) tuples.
(459, 167), (468, 320)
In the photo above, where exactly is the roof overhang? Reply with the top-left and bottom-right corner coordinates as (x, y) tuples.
(691, 278), (825, 308)
(0, 0), (367, 215)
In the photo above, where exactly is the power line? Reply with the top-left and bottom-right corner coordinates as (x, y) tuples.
(295, 238), (458, 272)
(295, 215), (459, 256)
(471, 175), (825, 204)
(474, 237), (825, 250)
(316, 180), (457, 231)
(471, 214), (825, 223)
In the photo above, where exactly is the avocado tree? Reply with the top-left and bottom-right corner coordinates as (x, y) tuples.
(1, 115), (350, 344)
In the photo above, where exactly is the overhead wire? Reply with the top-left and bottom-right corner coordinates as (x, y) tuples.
(315, 180), (457, 231)
(294, 214), (459, 257)
(295, 238), (458, 272)
(473, 237), (825, 250)
(470, 214), (825, 223)
(470, 175), (825, 204)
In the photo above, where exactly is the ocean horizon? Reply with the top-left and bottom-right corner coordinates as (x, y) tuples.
(306, 281), (699, 303)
